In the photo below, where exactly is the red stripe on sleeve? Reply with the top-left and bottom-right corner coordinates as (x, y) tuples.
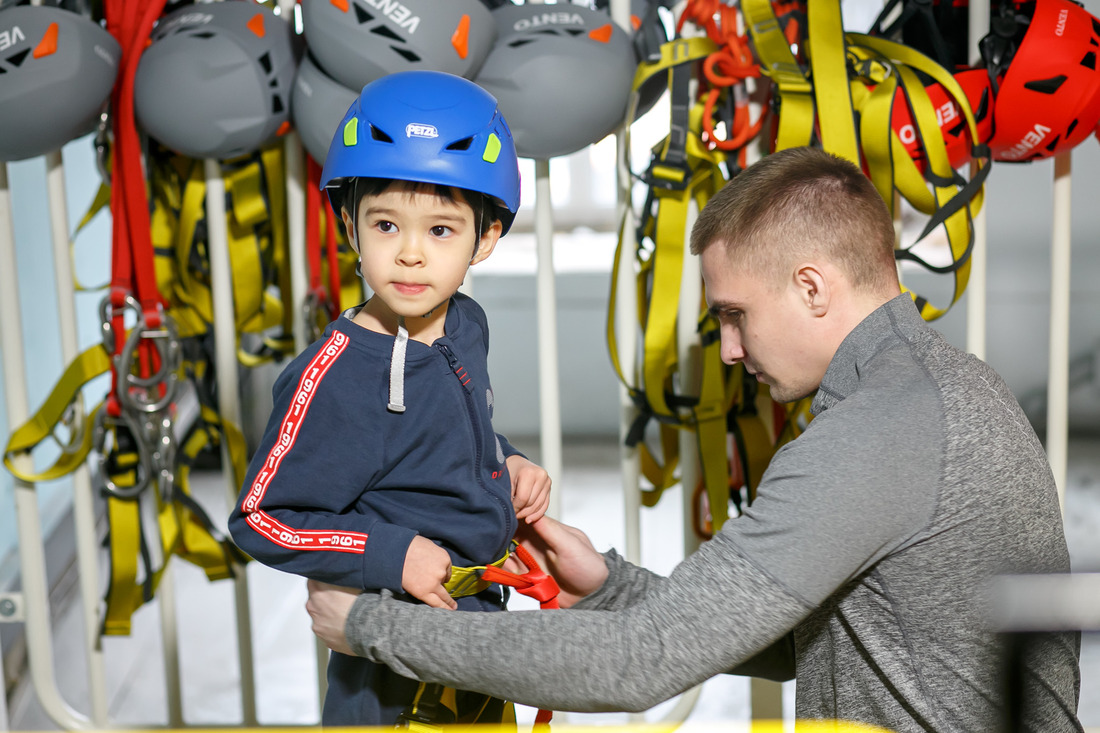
(239, 332), (366, 553)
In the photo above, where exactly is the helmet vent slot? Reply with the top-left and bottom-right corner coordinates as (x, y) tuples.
(188, 31), (215, 39)
(370, 124), (394, 143)
(566, 29), (585, 36)
(1082, 51), (1097, 70)
(508, 38), (535, 48)
(372, 24), (403, 42)
(6, 49), (29, 67)
(1045, 133), (1063, 153)
(259, 51), (273, 75)
(1093, 18), (1100, 35)
(391, 46), (420, 62)
(446, 137), (474, 151)
(272, 94), (284, 114)
(1022, 74), (1066, 94)
(354, 6), (374, 24)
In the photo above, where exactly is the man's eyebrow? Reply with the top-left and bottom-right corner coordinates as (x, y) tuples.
(707, 301), (740, 318)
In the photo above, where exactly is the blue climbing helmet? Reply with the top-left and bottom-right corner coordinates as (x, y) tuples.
(319, 70), (520, 234)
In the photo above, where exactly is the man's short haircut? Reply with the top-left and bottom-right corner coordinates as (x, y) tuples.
(689, 147), (898, 294)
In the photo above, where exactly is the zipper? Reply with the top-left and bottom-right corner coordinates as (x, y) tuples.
(435, 343), (516, 549)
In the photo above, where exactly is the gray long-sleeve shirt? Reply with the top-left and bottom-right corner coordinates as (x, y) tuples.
(345, 295), (1082, 732)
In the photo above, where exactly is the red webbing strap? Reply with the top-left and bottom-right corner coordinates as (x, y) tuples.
(103, 0), (168, 416)
(325, 203), (341, 315)
(305, 158), (339, 320)
(479, 544), (560, 729)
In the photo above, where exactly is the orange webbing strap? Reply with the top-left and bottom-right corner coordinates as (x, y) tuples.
(479, 543), (561, 730)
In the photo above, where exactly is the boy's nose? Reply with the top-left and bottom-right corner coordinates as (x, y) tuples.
(396, 236), (424, 265)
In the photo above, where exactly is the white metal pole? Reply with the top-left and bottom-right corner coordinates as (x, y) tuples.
(203, 158), (258, 725)
(609, 0), (641, 566)
(284, 134), (310, 356)
(274, 0), (328, 704)
(534, 159), (563, 517)
(1046, 152), (1072, 508)
(0, 162), (92, 731)
(43, 150), (110, 727)
(157, 568), (184, 726)
(615, 209), (642, 565)
(966, 0), (990, 360)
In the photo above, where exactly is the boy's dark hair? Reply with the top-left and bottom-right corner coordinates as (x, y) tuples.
(343, 177), (500, 241)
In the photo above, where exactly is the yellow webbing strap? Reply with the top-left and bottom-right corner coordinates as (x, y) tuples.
(3, 345), (110, 482)
(741, 0), (814, 150)
(848, 33), (989, 320)
(805, 0), (860, 164)
(444, 551), (511, 599)
(102, 404), (251, 635)
(401, 551), (519, 732)
(148, 143), (293, 361)
(607, 36), (735, 520)
(693, 314), (733, 530)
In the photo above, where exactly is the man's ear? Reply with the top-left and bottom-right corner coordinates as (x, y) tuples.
(470, 219), (503, 266)
(793, 262), (830, 315)
(340, 207), (359, 255)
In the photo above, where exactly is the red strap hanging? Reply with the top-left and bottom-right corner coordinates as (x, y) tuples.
(102, 0), (170, 417)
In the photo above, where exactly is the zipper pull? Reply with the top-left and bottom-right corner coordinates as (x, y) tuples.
(437, 344), (473, 393)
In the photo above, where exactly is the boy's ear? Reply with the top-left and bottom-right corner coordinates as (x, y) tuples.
(470, 219), (503, 266)
(340, 208), (359, 254)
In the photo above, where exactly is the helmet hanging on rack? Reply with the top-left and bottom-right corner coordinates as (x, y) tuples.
(320, 70), (521, 234)
(0, 5), (120, 162)
(291, 53), (359, 166)
(300, 0), (496, 93)
(134, 0), (299, 160)
(473, 2), (637, 159)
(890, 67), (995, 171)
(981, 0), (1100, 162)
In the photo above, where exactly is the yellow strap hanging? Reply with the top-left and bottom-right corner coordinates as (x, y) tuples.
(3, 345), (110, 483)
(742, 0), (815, 150)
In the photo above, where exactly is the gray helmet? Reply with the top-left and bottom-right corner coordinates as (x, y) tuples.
(474, 3), (637, 159)
(134, 1), (300, 159)
(300, 0), (496, 93)
(290, 53), (358, 165)
(0, 5), (120, 162)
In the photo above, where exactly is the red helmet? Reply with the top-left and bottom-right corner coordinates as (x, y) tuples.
(890, 67), (994, 171)
(983, 0), (1100, 162)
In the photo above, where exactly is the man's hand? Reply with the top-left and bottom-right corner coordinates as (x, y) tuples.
(305, 579), (360, 655)
(505, 454), (551, 524)
(403, 535), (457, 610)
(507, 516), (608, 608)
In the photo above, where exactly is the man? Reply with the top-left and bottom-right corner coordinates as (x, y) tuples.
(306, 147), (1083, 731)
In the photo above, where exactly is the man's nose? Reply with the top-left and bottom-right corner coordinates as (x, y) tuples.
(720, 328), (744, 365)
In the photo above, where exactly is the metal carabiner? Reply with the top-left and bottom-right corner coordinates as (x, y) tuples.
(92, 407), (154, 500)
(147, 410), (178, 502)
(117, 309), (182, 415)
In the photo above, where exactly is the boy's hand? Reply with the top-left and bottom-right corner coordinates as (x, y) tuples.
(505, 454), (551, 524)
(402, 535), (457, 610)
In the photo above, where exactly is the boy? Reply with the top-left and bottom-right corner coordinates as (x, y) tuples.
(228, 70), (551, 726)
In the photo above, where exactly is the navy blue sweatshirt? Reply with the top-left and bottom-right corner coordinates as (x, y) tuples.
(228, 293), (520, 596)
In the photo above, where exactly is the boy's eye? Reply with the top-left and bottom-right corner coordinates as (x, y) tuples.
(376, 220), (396, 233)
(430, 225), (453, 237)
